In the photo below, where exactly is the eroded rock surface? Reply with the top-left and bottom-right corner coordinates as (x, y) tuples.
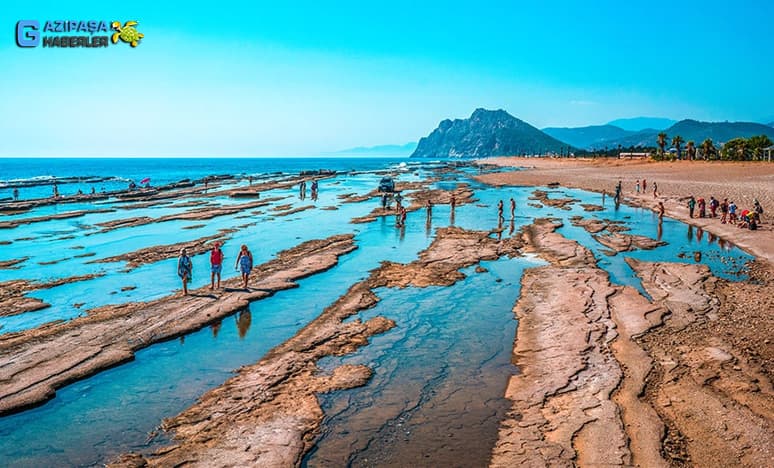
(492, 219), (773, 468)
(111, 225), (523, 467)
(88, 231), (235, 271)
(0, 235), (356, 415)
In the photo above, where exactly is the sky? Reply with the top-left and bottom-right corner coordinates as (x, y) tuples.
(1, 0), (773, 157)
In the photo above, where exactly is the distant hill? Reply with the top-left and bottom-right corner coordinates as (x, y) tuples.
(607, 117), (676, 132)
(542, 124), (633, 150)
(601, 119), (774, 148)
(330, 142), (416, 156)
(411, 108), (571, 158)
(769, 122), (774, 128)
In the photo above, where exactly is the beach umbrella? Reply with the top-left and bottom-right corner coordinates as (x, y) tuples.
(140, 177), (151, 185)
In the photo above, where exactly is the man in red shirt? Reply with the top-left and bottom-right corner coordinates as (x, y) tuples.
(210, 242), (224, 290)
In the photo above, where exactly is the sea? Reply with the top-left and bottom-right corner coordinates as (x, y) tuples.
(0, 157), (409, 200)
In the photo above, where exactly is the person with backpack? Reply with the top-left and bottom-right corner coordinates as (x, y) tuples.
(687, 196), (696, 218)
(177, 248), (193, 295)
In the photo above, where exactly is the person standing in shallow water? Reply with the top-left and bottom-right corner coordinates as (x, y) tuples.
(235, 245), (253, 289)
(177, 248), (193, 295)
(497, 200), (504, 222)
(210, 242), (224, 290)
(12, 188), (19, 201)
(510, 198), (516, 218)
(658, 201), (665, 219)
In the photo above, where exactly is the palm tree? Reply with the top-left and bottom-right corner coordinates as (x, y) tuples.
(657, 132), (668, 157)
(671, 135), (684, 159)
(700, 138), (715, 160)
(685, 140), (696, 160)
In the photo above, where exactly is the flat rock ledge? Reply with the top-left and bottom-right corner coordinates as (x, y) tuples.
(0, 234), (357, 416)
(111, 226), (523, 467)
(491, 218), (773, 467)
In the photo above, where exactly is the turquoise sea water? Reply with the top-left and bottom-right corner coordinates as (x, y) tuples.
(0, 158), (753, 466)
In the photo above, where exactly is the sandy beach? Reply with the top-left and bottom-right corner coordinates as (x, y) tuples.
(478, 157), (774, 263)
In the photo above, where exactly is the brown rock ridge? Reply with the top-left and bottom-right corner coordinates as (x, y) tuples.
(350, 183), (475, 224)
(0, 235), (357, 416)
(528, 189), (580, 210)
(87, 231), (236, 271)
(0, 209), (116, 229)
(92, 197), (284, 234)
(628, 259), (774, 467)
(492, 218), (772, 467)
(592, 232), (666, 254)
(0, 257), (29, 270)
(111, 226), (524, 467)
(492, 219), (639, 467)
(0, 273), (104, 318)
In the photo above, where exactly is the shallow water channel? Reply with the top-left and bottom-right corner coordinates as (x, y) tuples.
(0, 162), (753, 466)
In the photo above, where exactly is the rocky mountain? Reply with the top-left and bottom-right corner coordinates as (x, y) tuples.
(607, 117), (676, 132)
(410, 109), (571, 158)
(329, 142), (416, 156)
(542, 124), (633, 150)
(601, 119), (774, 148)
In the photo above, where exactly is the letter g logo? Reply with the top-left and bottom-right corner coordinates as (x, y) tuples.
(16, 20), (40, 47)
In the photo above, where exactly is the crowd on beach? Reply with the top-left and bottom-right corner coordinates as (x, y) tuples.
(615, 178), (766, 231)
(685, 195), (764, 230)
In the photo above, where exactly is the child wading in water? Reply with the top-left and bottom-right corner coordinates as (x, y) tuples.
(210, 242), (224, 289)
(235, 245), (253, 289)
(177, 248), (193, 295)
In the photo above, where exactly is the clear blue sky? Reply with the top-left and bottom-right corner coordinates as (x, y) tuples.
(1, 0), (772, 156)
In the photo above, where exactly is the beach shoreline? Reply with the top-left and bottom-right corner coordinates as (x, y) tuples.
(476, 157), (774, 264)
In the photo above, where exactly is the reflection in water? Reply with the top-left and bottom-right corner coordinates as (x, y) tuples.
(687, 224), (694, 241)
(425, 213), (432, 238)
(696, 227), (704, 242)
(210, 320), (222, 338)
(657, 218), (663, 241)
(509, 218), (515, 236)
(236, 309), (252, 339)
(708, 232), (716, 244)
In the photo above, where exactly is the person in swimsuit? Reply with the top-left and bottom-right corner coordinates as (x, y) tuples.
(509, 198), (516, 219)
(235, 245), (253, 289)
(177, 248), (193, 295)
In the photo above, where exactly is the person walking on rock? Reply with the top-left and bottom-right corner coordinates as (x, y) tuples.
(177, 248), (193, 295)
(210, 242), (224, 290)
(235, 245), (253, 289)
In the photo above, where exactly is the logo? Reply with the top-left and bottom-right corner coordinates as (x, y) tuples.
(111, 21), (144, 47)
(16, 20), (40, 47)
(15, 19), (143, 48)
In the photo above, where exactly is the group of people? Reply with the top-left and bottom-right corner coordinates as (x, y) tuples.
(687, 196), (764, 230)
(632, 178), (658, 198)
(177, 243), (255, 295)
(298, 180), (319, 201)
